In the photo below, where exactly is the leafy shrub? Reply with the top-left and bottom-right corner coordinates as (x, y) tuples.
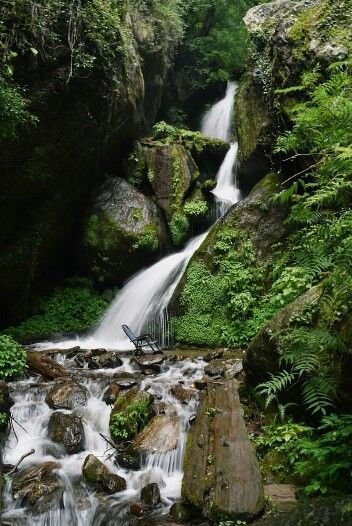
(4, 278), (109, 340)
(110, 398), (151, 441)
(169, 213), (189, 246)
(0, 335), (27, 380)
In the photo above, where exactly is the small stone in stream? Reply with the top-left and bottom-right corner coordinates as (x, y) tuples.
(46, 378), (89, 410)
(82, 454), (127, 494)
(189, 414), (196, 425)
(0, 380), (12, 412)
(143, 366), (160, 375)
(115, 378), (139, 390)
(12, 462), (63, 513)
(194, 377), (209, 390)
(103, 383), (121, 405)
(204, 350), (224, 363)
(133, 354), (165, 369)
(169, 502), (197, 523)
(87, 351), (123, 369)
(48, 411), (85, 454)
(130, 502), (145, 516)
(224, 359), (243, 379)
(152, 401), (167, 414)
(171, 385), (194, 404)
(114, 449), (140, 470)
(204, 360), (225, 377)
(140, 483), (161, 508)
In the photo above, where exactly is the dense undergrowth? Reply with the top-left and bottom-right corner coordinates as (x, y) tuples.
(3, 278), (109, 340)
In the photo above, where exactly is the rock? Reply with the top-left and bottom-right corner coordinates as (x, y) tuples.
(114, 448), (140, 470)
(45, 378), (89, 410)
(12, 462), (63, 513)
(182, 379), (264, 522)
(27, 351), (69, 380)
(264, 484), (297, 513)
(48, 411), (85, 454)
(110, 387), (154, 442)
(253, 496), (352, 526)
(194, 377), (209, 390)
(81, 177), (169, 286)
(0, 0), (179, 326)
(171, 385), (195, 404)
(204, 360), (226, 377)
(224, 359), (243, 379)
(0, 381), (12, 412)
(114, 378), (139, 390)
(87, 350), (123, 370)
(244, 285), (322, 386)
(103, 384), (121, 405)
(204, 350), (224, 362)
(133, 415), (180, 454)
(137, 143), (198, 220)
(82, 454), (126, 494)
(133, 354), (165, 370)
(130, 502), (145, 517)
(170, 502), (197, 523)
(140, 483), (161, 507)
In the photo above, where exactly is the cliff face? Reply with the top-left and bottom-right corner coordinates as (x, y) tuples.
(235, 0), (351, 189)
(0, 0), (182, 325)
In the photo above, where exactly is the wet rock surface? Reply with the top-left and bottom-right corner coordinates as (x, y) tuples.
(140, 483), (161, 508)
(12, 462), (63, 513)
(48, 411), (85, 454)
(170, 385), (195, 404)
(133, 415), (181, 454)
(45, 378), (89, 409)
(103, 383), (121, 405)
(82, 454), (127, 494)
(27, 351), (69, 380)
(0, 380), (12, 412)
(133, 354), (166, 370)
(182, 379), (264, 522)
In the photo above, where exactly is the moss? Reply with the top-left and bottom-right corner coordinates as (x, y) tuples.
(133, 224), (159, 252)
(235, 75), (269, 162)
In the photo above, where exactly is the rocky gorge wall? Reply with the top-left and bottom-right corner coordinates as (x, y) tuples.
(0, 0), (183, 326)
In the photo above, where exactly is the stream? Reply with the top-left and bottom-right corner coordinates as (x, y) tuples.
(2, 81), (241, 526)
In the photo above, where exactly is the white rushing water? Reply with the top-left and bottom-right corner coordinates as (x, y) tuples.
(201, 81), (238, 141)
(3, 80), (242, 526)
(37, 80), (240, 352)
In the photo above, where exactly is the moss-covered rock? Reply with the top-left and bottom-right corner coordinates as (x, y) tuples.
(172, 173), (288, 348)
(80, 177), (169, 286)
(0, 0), (183, 326)
(109, 387), (154, 443)
(243, 285), (322, 387)
(82, 454), (126, 494)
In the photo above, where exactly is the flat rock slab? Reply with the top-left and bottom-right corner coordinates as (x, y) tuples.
(133, 415), (180, 454)
(133, 354), (165, 369)
(264, 484), (297, 513)
(182, 379), (264, 522)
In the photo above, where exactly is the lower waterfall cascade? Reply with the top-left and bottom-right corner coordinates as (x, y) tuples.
(2, 81), (242, 525)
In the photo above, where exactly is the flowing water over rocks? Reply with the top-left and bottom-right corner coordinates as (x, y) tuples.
(2, 83), (251, 525)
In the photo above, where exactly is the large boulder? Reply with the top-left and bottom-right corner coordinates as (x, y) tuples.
(140, 483), (161, 508)
(45, 378), (89, 410)
(243, 285), (322, 386)
(48, 412), (85, 454)
(80, 177), (169, 286)
(82, 454), (126, 494)
(182, 379), (264, 522)
(12, 462), (63, 514)
(0, 1), (181, 326)
(133, 415), (181, 454)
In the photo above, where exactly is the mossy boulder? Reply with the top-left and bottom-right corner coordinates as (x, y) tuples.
(45, 378), (89, 410)
(82, 454), (126, 494)
(171, 173), (288, 348)
(243, 285), (322, 387)
(109, 387), (154, 443)
(80, 177), (169, 286)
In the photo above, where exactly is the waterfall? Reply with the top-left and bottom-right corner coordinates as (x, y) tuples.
(201, 81), (238, 141)
(36, 81), (240, 351)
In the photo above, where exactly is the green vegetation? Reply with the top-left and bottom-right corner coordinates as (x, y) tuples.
(4, 279), (108, 340)
(109, 397), (151, 441)
(0, 335), (27, 380)
(169, 213), (189, 247)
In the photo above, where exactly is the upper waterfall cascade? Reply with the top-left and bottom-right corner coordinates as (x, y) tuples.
(37, 81), (240, 351)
